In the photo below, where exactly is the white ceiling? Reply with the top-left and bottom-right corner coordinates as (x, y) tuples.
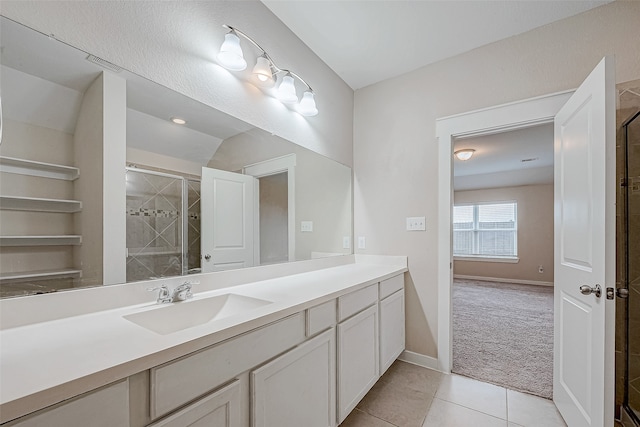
(453, 124), (554, 191)
(262, 0), (612, 89)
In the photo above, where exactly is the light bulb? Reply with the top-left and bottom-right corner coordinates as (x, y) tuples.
(252, 55), (273, 85)
(277, 74), (298, 103)
(298, 91), (318, 116)
(217, 32), (247, 71)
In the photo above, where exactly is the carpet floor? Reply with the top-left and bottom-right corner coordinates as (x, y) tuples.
(452, 278), (554, 399)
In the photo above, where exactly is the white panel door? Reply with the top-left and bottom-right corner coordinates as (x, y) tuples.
(201, 167), (257, 272)
(337, 304), (379, 424)
(379, 289), (405, 375)
(553, 57), (616, 427)
(251, 329), (336, 427)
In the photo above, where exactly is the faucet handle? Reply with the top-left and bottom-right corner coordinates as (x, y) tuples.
(147, 285), (171, 304)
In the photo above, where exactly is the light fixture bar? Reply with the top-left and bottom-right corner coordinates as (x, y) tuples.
(220, 24), (316, 115)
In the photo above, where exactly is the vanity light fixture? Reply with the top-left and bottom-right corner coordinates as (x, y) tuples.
(170, 117), (187, 125)
(217, 25), (318, 116)
(454, 149), (475, 161)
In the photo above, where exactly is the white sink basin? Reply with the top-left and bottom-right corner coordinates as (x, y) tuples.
(123, 294), (273, 335)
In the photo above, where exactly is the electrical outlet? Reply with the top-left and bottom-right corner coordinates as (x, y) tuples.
(406, 216), (426, 231)
(358, 236), (366, 249)
(343, 236), (351, 249)
(301, 221), (313, 232)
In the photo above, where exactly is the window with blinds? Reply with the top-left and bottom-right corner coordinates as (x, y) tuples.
(453, 202), (517, 257)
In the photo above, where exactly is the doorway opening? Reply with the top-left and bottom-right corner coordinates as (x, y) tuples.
(450, 125), (555, 398)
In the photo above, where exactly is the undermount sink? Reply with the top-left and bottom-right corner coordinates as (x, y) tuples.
(123, 294), (273, 335)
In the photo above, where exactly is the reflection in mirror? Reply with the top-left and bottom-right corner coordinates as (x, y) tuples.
(0, 17), (352, 298)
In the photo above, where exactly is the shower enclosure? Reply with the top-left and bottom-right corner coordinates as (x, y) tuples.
(125, 168), (200, 282)
(618, 90), (640, 426)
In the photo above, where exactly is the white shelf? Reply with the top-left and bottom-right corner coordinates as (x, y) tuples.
(0, 156), (80, 181)
(0, 269), (82, 283)
(0, 195), (82, 213)
(0, 235), (83, 247)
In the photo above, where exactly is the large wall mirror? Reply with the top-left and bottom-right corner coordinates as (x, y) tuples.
(0, 16), (352, 298)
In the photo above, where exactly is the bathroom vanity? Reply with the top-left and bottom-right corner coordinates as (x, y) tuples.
(0, 255), (406, 427)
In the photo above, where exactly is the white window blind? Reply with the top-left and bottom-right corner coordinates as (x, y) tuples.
(453, 202), (517, 257)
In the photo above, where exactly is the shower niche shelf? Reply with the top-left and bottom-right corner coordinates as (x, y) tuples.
(0, 195), (82, 213)
(0, 156), (80, 181)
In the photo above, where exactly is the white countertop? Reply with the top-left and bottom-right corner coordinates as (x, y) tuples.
(0, 257), (406, 423)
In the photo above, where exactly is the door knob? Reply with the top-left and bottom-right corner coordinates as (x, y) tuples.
(579, 284), (601, 298)
(204, 254), (211, 261)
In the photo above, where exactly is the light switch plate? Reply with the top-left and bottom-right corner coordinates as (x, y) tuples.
(343, 236), (351, 249)
(301, 221), (313, 232)
(406, 216), (426, 231)
(358, 236), (366, 249)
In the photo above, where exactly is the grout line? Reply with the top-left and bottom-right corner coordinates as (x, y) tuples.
(353, 408), (400, 427)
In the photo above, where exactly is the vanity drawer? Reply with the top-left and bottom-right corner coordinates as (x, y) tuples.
(150, 313), (305, 419)
(6, 380), (129, 427)
(306, 299), (337, 337)
(379, 274), (404, 299)
(338, 284), (378, 321)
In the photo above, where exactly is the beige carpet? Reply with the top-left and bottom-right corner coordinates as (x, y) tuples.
(452, 278), (554, 399)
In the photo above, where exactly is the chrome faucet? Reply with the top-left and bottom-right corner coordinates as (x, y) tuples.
(147, 281), (198, 304)
(171, 282), (195, 302)
(147, 285), (172, 304)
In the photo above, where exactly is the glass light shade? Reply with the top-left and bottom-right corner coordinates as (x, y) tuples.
(454, 149), (475, 161)
(298, 91), (318, 116)
(277, 74), (298, 103)
(217, 32), (247, 71)
(252, 56), (273, 83)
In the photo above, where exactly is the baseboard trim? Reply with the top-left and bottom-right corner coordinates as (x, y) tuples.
(453, 274), (553, 287)
(398, 350), (440, 371)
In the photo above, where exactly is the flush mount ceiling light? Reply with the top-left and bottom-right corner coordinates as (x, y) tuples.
(170, 117), (187, 125)
(454, 149), (475, 161)
(216, 25), (318, 117)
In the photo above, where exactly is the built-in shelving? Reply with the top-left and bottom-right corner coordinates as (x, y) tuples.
(0, 156), (80, 181)
(0, 195), (82, 213)
(0, 268), (82, 283)
(0, 235), (83, 247)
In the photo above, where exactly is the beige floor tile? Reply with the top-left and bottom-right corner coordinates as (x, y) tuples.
(506, 390), (566, 427)
(339, 408), (397, 427)
(357, 378), (433, 427)
(379, 361), (444, 396)
(435, 374), (507, 419)
(422, 398), (508, 427)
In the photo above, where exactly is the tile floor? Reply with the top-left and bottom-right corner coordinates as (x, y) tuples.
(339, 360), (567, 427)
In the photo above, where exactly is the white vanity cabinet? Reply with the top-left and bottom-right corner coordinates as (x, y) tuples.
(149, 314), (306, 421)
(378, 274), (405, 374)
(4, 380), (129, 427)
(336, 284), (379, 423)
(251, 328), (336, 427)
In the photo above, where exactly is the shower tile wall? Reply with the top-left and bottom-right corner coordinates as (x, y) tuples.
(126, 170), (183, 282)
(616, 80), (640, 423)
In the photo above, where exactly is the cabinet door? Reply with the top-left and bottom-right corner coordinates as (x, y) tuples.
(337, 304), (379, 424)
(379, 289), (405, 375)
(251, 329), (336, 427)
(148, 379), (241, 427)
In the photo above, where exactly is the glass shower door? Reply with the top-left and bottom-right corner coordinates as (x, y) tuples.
(624, 112), (640, 424)
(125, 169), (184, 282)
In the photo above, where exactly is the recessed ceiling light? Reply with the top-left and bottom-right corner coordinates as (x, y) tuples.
(170, 117), (187, 125)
